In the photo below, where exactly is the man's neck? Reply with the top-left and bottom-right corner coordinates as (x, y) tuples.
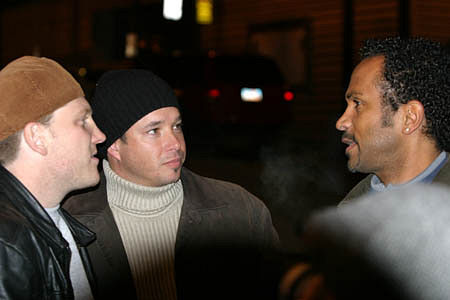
(377, 149), (442, 185)
(4, 161), (64, 208)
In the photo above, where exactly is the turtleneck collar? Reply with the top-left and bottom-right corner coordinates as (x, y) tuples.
(103, 160), (183, 216)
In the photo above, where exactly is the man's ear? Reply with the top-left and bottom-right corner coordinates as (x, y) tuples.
(107, 140), (121, 161)
(402, 100), (424, 135)
(22, 122), (48, 155)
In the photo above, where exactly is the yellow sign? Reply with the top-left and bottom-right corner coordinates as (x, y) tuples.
(196, 0), (213, 24)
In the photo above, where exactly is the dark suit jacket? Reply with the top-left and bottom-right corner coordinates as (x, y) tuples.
(64, 167), (280, 300)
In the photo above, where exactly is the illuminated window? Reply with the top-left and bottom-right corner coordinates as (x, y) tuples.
(125, 32), (138, 58)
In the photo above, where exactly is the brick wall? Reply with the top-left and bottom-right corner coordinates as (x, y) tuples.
(199, 0), (404, 134)
(411, 0), (450, 43)
(1, 1), (75, 62)
(353, 0), (399, 60)
(199, 0), (344, 130)
(1, 0), (448, 136)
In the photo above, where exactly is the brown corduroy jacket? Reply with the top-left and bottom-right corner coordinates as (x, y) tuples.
(64, 167), (280, 300)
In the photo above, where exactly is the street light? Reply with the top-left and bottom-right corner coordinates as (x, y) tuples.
(163, 0), (183, 21)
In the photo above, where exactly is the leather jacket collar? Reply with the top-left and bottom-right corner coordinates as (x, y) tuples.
(0, 165), (95, 248)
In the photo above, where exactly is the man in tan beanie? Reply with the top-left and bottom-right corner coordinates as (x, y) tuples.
(0, 56), (105, 299)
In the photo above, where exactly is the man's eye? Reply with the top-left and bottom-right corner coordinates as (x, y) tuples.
(174, 123), (183, 130)
(81, 117), (88, 126)
(147, 129), (157, 135)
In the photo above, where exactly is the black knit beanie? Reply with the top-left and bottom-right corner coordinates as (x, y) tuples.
(92, 69), (180, 159)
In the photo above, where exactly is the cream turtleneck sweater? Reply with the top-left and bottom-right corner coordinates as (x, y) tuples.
(104, 160), (183, 300)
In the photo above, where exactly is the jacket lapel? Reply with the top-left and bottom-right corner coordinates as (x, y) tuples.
(0, 165), (67, 251)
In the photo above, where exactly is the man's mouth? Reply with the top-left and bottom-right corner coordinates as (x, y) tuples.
(91, 151), (99, 162)
(341, 134), (357, 155)
(164, 157), (182, 168)
(345, 142), (357, 155)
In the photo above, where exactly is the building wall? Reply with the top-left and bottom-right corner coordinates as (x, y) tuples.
(0, 0), (160, 63)
(353, 0), (399, 61)
(1, 0), (449, 133)
(200, 0), (344, 129)
(199, 0), (403, 131)
(411, 0), (450, 43)
(1, 1), (75, 62)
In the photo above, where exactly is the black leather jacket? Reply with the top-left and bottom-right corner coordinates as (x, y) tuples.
(0, 166), (97, 299)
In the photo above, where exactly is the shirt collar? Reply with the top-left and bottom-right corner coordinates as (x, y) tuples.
(371, 151), (448, 192)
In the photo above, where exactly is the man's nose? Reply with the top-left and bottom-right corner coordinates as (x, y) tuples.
(92, 122), (106, 144)
(336, 109), (352, 132)
(165, 131), (181, 151)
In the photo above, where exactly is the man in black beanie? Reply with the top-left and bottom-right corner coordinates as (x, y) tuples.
(64, 69), (280, 300)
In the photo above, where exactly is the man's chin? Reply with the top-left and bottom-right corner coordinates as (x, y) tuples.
(347, 160), (373, 174)
(347, 158), (360, 173)
(348, 166), (359, 173)
(165, 170), (182, 184)
(171, 171), (182, 182)
(82, 173), (101, 188)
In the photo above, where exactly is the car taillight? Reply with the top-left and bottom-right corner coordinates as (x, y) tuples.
(283, 91), (294, 101)
(208, 88), (220, 99)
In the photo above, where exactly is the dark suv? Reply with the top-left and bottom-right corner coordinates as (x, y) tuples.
(155, 54), (294, 127)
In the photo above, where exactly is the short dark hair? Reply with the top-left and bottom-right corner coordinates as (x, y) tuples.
(0, 131), (22, 166)
(360, 36), (450, 151)
(0, 113), (53, 166)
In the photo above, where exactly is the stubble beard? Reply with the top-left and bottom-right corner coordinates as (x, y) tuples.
(346, 143), (369, 174)
(347, 151), (361, 173)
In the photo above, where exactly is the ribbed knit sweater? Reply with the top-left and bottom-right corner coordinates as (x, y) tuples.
(103, 161), (183, 300)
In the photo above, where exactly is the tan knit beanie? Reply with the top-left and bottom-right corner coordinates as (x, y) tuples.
(0, 56), (84, 140)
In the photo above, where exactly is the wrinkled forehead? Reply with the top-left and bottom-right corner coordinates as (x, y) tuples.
(126, 106), (182, 132)
(356, 56), (384, 76)
(349, 56), (385, 87)
(51, 97), (91, 117)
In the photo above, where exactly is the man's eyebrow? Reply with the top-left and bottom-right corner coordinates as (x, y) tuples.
(143, 120), (162, 129)
(142, 116), (182, 129)
(346, 91), (363, 99)
(78, 107), (92, 116)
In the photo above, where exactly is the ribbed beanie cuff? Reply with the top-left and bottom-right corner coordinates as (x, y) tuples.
(92, 69), (180, 159)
